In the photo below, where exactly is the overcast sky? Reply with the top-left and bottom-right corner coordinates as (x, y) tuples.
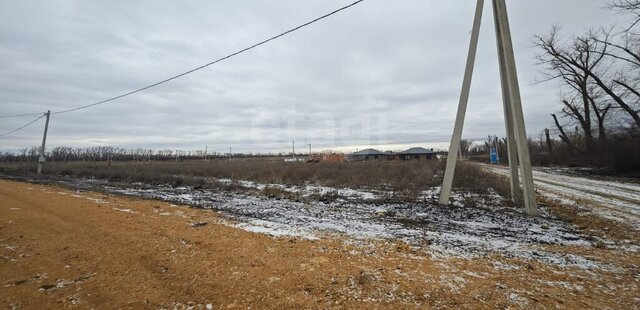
(0, 0), (629, 153)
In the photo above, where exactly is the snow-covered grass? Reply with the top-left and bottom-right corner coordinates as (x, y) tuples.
(37, 177), (606, 269)
(217, 178), (383, 202)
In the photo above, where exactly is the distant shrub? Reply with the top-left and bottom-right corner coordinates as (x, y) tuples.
(452, 162), (510, 196)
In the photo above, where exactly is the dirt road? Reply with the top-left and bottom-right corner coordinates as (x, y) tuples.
(1, 179), (638, 309)
(486, 165), (640, 229)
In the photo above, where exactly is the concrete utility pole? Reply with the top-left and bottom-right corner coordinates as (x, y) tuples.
(292, 140), (296, 160)
(229, 147), (232, 161)
(309, 144), (312, 156)
(37, 110), (50, 174)
(493, 0), (537, 215)
(439, 0), (484, 205)
(494, 11), (522, 201)
(439, 0), (538, 215)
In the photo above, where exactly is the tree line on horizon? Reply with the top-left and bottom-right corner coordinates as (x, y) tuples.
(0, 145), (308, 162)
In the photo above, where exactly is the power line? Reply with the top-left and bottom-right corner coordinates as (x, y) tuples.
(0, 113), (46, 137)
(1, 0), (365, 117)
(0, 0), (366, 118)
(0, 111), (47, 119)
(0, 0), (365, 138)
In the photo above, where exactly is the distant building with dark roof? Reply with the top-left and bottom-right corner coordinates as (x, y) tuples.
(348, 147), (436, 161)
(348, 148), (388, 161)
(398, 147), (436, 160)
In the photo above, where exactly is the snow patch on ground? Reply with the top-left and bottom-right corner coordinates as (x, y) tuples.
(94, 183), (605, 268)
(218, 178), (384, 201)
(112, 207), (137, 214)
(233, 218), (320, 240)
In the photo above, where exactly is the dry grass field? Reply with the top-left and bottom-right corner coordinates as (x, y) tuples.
(1, 160), (639, 309)
(0, 159), (511, 203)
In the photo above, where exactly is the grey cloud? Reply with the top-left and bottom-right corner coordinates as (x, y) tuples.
(0, 0), (624, 153)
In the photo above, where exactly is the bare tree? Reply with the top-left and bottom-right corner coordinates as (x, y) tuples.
(608, 0), (640, 31)
(27, 146), (39, 162)
(551, 113), (583, 152)
(536, 27), (640, 131)
(596, 2), (640, 126)
(534, 27), (611, 150)
(459, 139), (472, 157)
(587, 85), (613, 142)
(18, 147), (27, 161)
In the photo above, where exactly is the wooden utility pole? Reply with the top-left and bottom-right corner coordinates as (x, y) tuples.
(544, 128), (553, 154)
(439, 0), (537, 215)
(494, 136), (500, 164)
(37, 110), (50, 174)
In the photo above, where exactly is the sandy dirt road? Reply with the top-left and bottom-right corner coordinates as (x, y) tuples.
(485, 165), (640, 229)
(1, 179), (638, 309)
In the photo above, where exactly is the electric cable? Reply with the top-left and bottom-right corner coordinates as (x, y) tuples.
(0, 113), (46, 137)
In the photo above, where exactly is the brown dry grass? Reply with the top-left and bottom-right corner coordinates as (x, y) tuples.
(540, 196), (640, 246)
(0, 160), (440, 189)
(0, 160), (512, 203)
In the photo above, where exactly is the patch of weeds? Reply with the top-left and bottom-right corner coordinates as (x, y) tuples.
(453, 162), (511, 198)
(259, 186), (302, 201)
(306, 190), (341, 203)
(191, 177), (207, 189)
(261, 186), (287, 199)
(462, 196), (477, 208)
(172, 176), (184, 187)
(318, 191), (340, 203)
